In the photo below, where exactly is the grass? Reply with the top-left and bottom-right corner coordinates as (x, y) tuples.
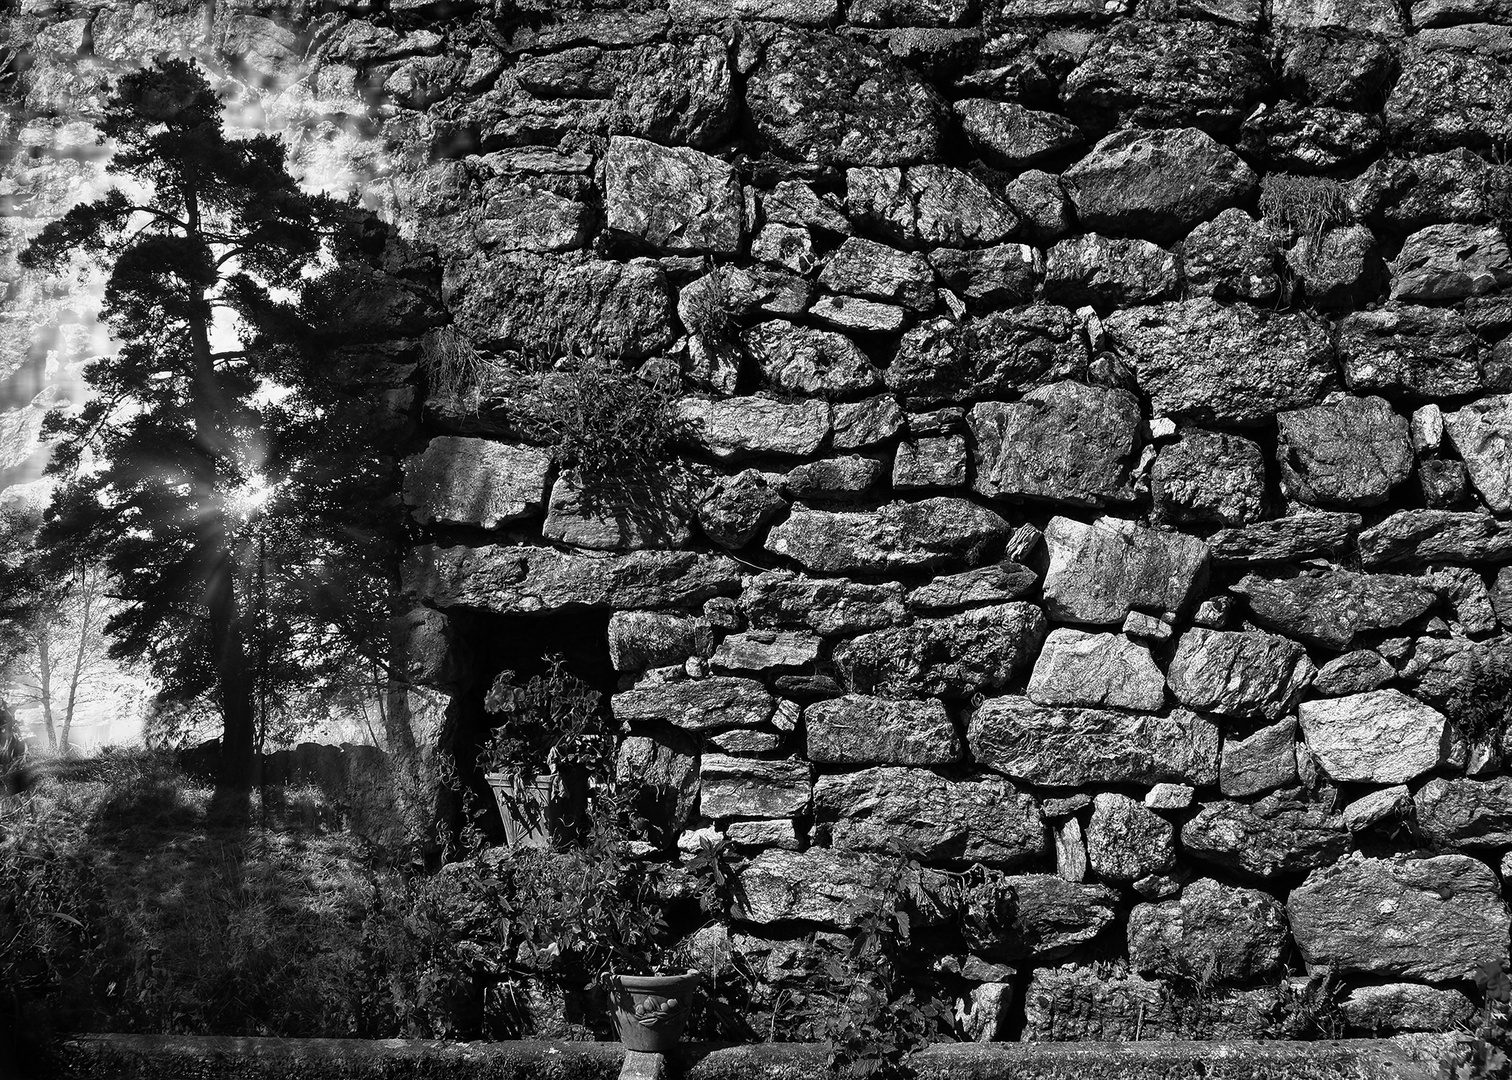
(1257, 174), (1351, 239)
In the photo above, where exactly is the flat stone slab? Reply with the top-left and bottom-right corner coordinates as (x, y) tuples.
(1042, 516), (1209, 625)
(766, 498), (1013, 575)
(1298, 689), (1446, 784)
(402, 437), (551, 529)
(804, 695), (960, 764)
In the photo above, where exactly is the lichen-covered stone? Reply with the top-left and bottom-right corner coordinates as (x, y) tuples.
(805, 695), (960, 764)
(970, 382), (1141, 508)
(1415, 776), (1512, 851)
(745, 28), (948, 166)
(1285, 224), (1383, 309)
(1086, 793), (1175, 883)
(1288, 854), (1511, 981)
(1358, 509), (1512, 567)
(542, 472), (691, 551)
(781, 456), (885, 501)
(1027, 629), (1165, 712)
(1105, 299), (1333, 426)
(818, 237), (934, 310)
(1220, 718), (1300, 798)
(953, 98), (1083, 168)
(1276, 395), (1412, 510)
(927, 245), (1038, 308)
(1168, 627), (1314, 721)
(766, 498), (1013, 574)
(700, 755), (811, 819)
(1392, 223), (1512, 302)
(887, 305), (1086, 406)
(1240, 103), (1384, 172)
(1006, 169), (1075, 245)
(743, 320), (881, 400)
(617, 733), (700, 834)
(1061, 128), (1257, 245)
(604, 136), (741, 255)
(1022, 966), (1270, 1041)
(712, 629), (822, 673)
(1314, 650), (1395, 696)
(606, 36), (736, 149)
(1151, 430), (1267, 527)
(1445, 395), (1512, 513)
(1182, 794), (1350, 880)
(814, 767), (1047, 866)
(1180, 209), (1282, 303)
(741, 570), (905, 635)
(833, 602), (1047, 697)
(402, 437), (551, 529)
(1337, 305), (1495, 399)
(1386, 49), (1512, 150)
(906, 562), (1038, 613)
(1281, 31), (1396, 109)
(612, 676), (775, 732)
(1233, 568), (1438, 650)
(808, 294), (907, 333)
(732, 848), (896, 926)
(1298, 689), (1446, 783)
(1042, 233), (1181, 309)
(407, 546), (741, 614)
(832, 396), (906, 450)
(1128, 878), (1288, 983)
(697, 470), (788, 551)
(846, 165), (1020, 248)
(679, 396), (832, 461)
(969, 698), (1220, 786)
(892, 435), (967, 491)
(1207, 512), (1363, 566)
(1042, 516), (1209, 625)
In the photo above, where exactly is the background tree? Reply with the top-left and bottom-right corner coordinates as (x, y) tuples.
(21, 59), (335, 807)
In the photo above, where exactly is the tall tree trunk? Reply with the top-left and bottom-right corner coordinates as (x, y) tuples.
(35, 631), (56, 751)
(59, 573), (93, 754)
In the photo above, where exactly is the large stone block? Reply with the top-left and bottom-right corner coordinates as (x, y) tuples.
(970, 382), (1141, 508)
(1151, 430), (1267, 527)
(833, 602), (1047, 697)
(1128, 878), (1288, 984)
(712, 630), (822, 673)
(766, 498), (1013, 574)
(1182, 794), (1350, 880)
(813, 767), (1047, 867)
(1219, 718), (1300, 798)
(977, 875), (1120, 962)
(818, 238), (934, 310)
(1341, 983), (1475, 1034)
(542, 472), (691, 551)
(402, 437), (551, 529)
(1208, 512), (1362, 566)
(699, 755), (811, 819)
(1061, 128), (1257, 245)
(1359, 510), (1512, 567)
(968, 698), (1220, 786)
(678, 396), (832, 461)
(744, 320), (882, 400)
(1337, 305), (1495, 399)
(1104, 299), (1333, 426)
(1392, 224), (1512, 302)
(954, 98), (1083, 169)
(616, 733), (700, 833)
(732, 848), (897, 926)
(805, 695), (960, 764)
(741, 570), (905, 635)
(1386, 49), (1512, 150)
(1180, 208), (1281, 303)
(1276, 396), (1412, 510)
(846, 165), (1019, 248)
(406, 545), (741, 614)
(1022, 966), (1270, 1041)
(1167, 627), (1314, 721)
(1041, 233), (1181, 309)
(906, 562), (1038, 613)
(1415, 776), (1512, 851)
(1042, 516), (1209, 625)
(1233, 568), (1438, 649)
(608, 611), (704, 671)
(1298, 689), (1446, 783)
(1027, 629), (1165, 712)
(612, 677), (775, 731)
(887, 306), (1086, 406)
(1289, 854), (1511, 981)
(1086, 793), (1175, 883)
(1446, 395), (1512, 514)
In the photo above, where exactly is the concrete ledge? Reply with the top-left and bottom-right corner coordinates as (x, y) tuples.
(47, 1033), (1453, 1080)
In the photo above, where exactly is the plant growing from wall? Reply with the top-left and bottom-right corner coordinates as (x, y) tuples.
(1257, 174), (1351, 239)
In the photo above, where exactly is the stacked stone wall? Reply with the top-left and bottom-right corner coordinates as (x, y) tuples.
(8, 0), (1512, 1044)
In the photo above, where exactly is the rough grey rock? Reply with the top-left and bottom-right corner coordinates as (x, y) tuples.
(1285, 224), (1384, 309)
(1207, 512), (1363, 566)
(1042, 233), (1181, 310)
(906, 562), (1038, 613)
(1421, 458), (1472, 508)
(744, 320), (881, 400)
(970, 382), (1141, 508)
(1314, 650), (1395, 696)
(712, 630), (822, 672)
(968, 698), (1220, 786)
(1180, 208), (1281, 303)
(1341, 984), (1475, 1034)
(1182, 794), (1350, 880)
(1128, 878), (1288, 984)
(1054, 819), (1089, 882)
(893, 435), (967, 490)
(1061, 128), (1257, 245)
(1169, 627), (1314, 721)
(1220, 718), (1300, 797)
(407, 546), (741, 615)
(710, 730), (784, 755)
(612, 676), (775, 732)
(1006, 169), (1076, 245)
(1446, 395), (1512, 513)
(741, 570), (905, 635)
(1151, 430), (1267, 527)
(1146, 784), (1195, 811)
(616, 734), (700, 833)
(818, 237), (934, 310)
(542, 472), (691, 551)
(1337, 305), (1495, 399)
(1021, 966), (1270, 1041)
(954, 98), (1083, 168)
(1276, 396), (1413, 510)
(1298, 689), (1446, 783)
(1350, 149), (1509, 231)
(1392, 224), (1512, 302)
(781, 456), (885, 501)
(766, 498), (1013, 574)
(732, 848), (897, 926)
(927, 245), (1038, 308)
(887, 305), (1086, 406)
(815, 767), (1047, 867)
(608, 611), (704, 671)
(762, 180), (852, 234)
(744, 28), (947, 166)
(973, 876), (1116, 962)
(679, 396), (832, 461)
(833, 602), (1047, 698)
(1386, 49), (1512, 150)
(808, 294), (907, 333)
(1280, 31), (1396, 110)
(603, 36), (735, 149)
(475, 177), (593, 254)
(1027, 629), (1166, 712)
(1415, 776), (1512, 850)
(804, 695), (960, 764)
(1271, 0), (1405, 35)
(846, 165), (1019, 248)
(697, 470), (788, 550)
(1342, 785), (1411, 832)
(1433, 566), (1498, 633)
(1234, 569), (1438, 650)
(1060, 21), (1266, 135)
(752, 223), (817, 275)
(1241, 104), (1384, 172)
(1105, 299), (1333, 426)
(1042, 516), (1209, 625)
(1086, 793), (1176, 883)
(402, 437), (551, 529)
(960, 982), (1015, 1042)
(1288, 854), (1511, 981)
(700, 755), (810, 819)
(832, 396), (906, 450)
(604, 137), (741, 255)
(1359, 510), (1512, 567)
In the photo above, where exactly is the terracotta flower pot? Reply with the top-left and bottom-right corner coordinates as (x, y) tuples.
(608, 971), (701, 1053)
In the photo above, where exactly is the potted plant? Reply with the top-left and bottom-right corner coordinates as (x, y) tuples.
(607, 968), (703, 1053)
(479, 655), (611, 849)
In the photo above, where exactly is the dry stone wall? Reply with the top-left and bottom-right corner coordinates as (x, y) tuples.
(8, 0), (1512, 1044)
